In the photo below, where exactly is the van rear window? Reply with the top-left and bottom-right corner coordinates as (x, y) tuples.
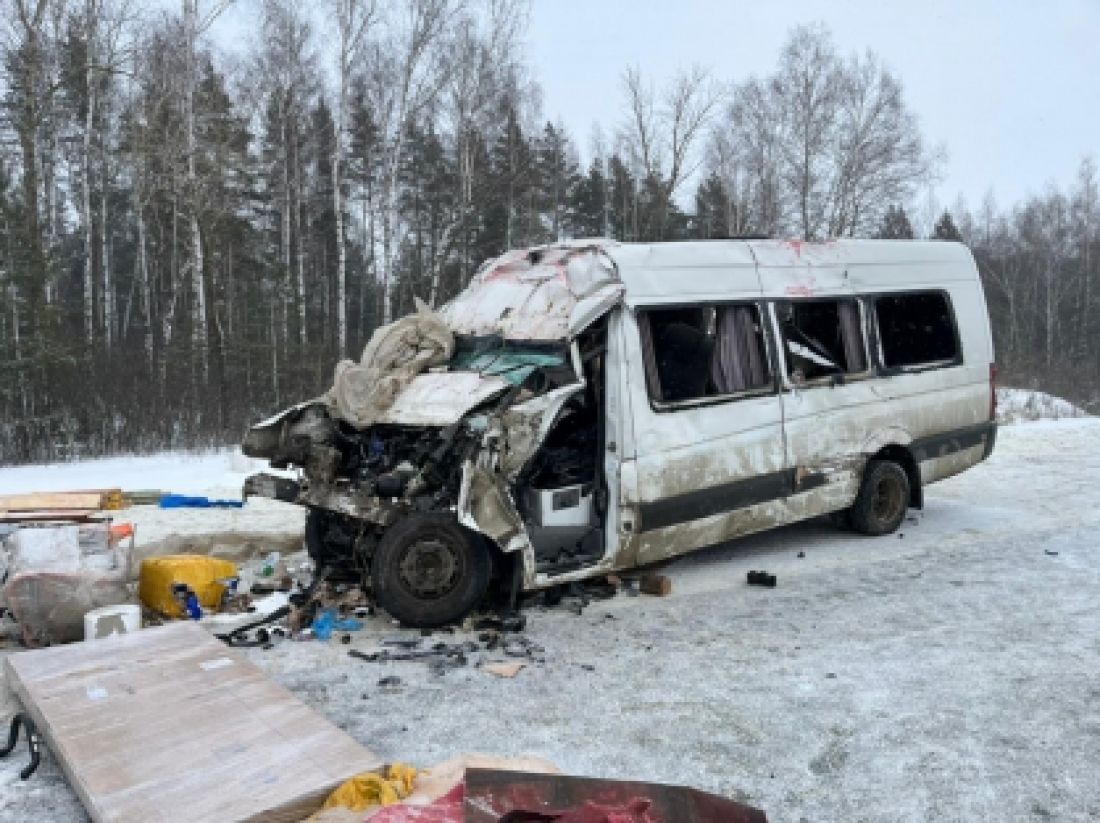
(874, 292), (959, 369)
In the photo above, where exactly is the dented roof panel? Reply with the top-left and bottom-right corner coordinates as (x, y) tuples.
(440, 246), (620, 341)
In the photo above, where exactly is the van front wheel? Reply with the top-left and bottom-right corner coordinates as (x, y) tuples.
(849, 459), (910, 536)
(370, 513), (492, 628)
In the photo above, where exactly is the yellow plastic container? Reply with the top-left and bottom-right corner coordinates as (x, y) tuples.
(138, 555), (238, 618)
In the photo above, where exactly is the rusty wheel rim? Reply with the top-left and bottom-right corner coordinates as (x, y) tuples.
(397, 536), (463, 600)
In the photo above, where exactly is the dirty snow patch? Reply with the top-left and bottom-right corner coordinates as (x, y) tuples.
(996, 387), (1088, 424)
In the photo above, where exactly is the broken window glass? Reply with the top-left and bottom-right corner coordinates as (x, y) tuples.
(638, 304), (772, 404)
(874, 292), (959, 369)
(777, 299), (868, 383)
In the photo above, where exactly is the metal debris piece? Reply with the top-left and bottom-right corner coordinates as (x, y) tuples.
(382, 635), (422, 648)
(746, 571), (777, 588)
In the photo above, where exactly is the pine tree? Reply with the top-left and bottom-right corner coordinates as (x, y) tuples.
(486, 103), (534, 249)
(693, 172), (732, 239)
(606, 153), (637, 241)
(568, 159), (608, 239)
(535, 122), (580, 242)
(933, 210), (962, 241)
(875, 205), (915, 239)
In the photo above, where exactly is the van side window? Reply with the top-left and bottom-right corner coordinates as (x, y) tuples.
(638, 304), (771, 404)
(777, 299), (867, 383)
(874, 292), (959, 369)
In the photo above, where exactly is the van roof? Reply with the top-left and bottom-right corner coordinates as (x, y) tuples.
(440, 239), (978, 341)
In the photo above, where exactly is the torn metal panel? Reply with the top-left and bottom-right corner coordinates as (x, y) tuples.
(498, 383), (586, 481)
(376, 372), (510, 427)
(568, 281), (624, 337)
(456, 384), (586, 560)
(457, 462), (527, 554)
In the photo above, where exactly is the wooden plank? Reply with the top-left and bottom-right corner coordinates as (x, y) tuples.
(0, 492), (105, 512)
(639, 573), (672, 597)
(6, 622), (383, 823)
(0, 510), (100, 523)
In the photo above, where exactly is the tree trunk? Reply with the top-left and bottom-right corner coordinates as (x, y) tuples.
(83, 54), (96, 346)
(137, 196), (153, 368)
(101, 145), (113, 352)
(183, 0), (207, 381)
(334, 103), (347, 354)
(294, 129), (306, 347)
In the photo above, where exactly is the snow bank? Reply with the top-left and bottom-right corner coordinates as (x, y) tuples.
(0, 448), (275, 497)
(0, 449), (305, 562)
(996, 388), (1088, 425)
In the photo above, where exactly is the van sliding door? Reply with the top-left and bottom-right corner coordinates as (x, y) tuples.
(771, 295), (879, 518)
(615, 302), (788, 566)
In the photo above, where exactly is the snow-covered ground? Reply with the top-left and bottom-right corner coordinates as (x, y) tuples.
(1, 401), (1099, 821)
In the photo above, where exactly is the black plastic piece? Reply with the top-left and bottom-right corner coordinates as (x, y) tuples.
(0, 713), (42, 780)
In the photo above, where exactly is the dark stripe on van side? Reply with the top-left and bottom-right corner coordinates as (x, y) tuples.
(910, 422), (995, 462)
(636, 421), (996, 533)
(637, 468), (827, 533)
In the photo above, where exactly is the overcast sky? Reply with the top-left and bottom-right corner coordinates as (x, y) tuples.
(525, 0), (1099, 217)
(207, 0), (1098, 222)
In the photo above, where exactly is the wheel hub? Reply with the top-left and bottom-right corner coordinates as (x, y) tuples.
(872, 475), (905, 522)
(398, 538), (461, 599)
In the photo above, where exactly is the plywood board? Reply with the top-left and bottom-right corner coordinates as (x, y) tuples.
(6, 622), (383, 823)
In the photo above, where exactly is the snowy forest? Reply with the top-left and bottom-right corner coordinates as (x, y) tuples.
(0, 0), (1097, 464)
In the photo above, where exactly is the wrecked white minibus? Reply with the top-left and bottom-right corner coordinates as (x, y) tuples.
(243, 239), (997, 626)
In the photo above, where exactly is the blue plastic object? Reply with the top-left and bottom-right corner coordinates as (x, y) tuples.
(159, 494), (245, 509)
(184, 593), (203, 620)
(312, 608), (336, 641)
(332, 617), (363, 632)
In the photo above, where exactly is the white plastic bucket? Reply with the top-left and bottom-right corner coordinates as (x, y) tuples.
(84, 604), (142, 641)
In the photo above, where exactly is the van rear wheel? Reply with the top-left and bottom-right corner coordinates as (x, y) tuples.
(370, 512), (491, 628)
(850, 459), (910, 536)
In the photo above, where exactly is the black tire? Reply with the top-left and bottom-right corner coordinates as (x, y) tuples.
(371, 512), (492, 628)
(304, 508), (359, 580)
(849, 459), (910, 536)
(303, 507), (329, 562)
(829, 509), (852, 530)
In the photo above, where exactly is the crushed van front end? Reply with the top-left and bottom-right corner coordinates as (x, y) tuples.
(241, 244), (621, 626)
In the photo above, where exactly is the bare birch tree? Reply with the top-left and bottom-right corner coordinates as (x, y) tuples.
(366, 0), (456, 324)
(619, 65), (723, 240)
(181, 0), (231, 382)
(331, 0), (376, 355)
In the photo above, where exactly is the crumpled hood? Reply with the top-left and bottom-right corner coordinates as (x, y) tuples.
(374, 371), (511, 426)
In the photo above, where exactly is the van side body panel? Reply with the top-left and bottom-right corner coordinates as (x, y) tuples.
(597, 239), (995, 572)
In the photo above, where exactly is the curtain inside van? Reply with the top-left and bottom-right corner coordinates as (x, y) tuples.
(711, 306), (768, 393)
(636, 312), (664, 400)
(838, 301), (867, 373)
